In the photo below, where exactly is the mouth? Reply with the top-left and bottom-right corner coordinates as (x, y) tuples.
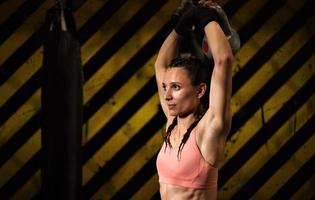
(167, 104), (176, 109)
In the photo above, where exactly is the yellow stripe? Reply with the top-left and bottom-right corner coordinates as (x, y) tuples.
(11, 171), (41, 200)
(225, 0), (269, 76)
(0, 0), (111, 139)
(73, 0), (110, 26)
(83, 93), (160, 185)
(80, 0), (151, 64)
(290, 173), (315, 200)
(252, 132), (315, 199)
(130, 174), (159, 200)
(229, 0), (268, 32)
(0, 0), (109, 108)
(82, 0), (179, 142)
(0, 0), (27, 25)
(83, 0), (180, 104)
(0, 90), (41, 146)
(0, 47), (43, 108)
(225, 26), (315, 169)
(82, 56), (156, 144)
(219, 93), (315, 199)
(0, 54), (156, 194)
(0, 130), (40, 187)
(91, 128), (164, 199)
(0, 0), (55, 65)
(231, 14), (315, 123)
(234, 0), (306, 75)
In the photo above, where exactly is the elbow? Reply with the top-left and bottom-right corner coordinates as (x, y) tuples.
(215, 53), (234, 69)
(212, 116), (232, 136)
(154, 61), (164, 71)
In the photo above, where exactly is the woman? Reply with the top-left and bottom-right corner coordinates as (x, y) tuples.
(155, 1), (234, 199)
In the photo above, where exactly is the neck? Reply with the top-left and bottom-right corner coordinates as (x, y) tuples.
(176, 112), (199, 135)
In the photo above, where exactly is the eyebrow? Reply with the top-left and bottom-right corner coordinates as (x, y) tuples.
(162, 81), (182, 85)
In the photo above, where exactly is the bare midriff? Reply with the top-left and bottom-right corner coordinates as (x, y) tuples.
(159, 183), (217, 200)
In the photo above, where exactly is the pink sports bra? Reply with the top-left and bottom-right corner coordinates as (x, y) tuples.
(156, 128), (218, 189)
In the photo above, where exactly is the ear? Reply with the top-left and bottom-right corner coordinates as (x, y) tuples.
(196, 83), (207, 99)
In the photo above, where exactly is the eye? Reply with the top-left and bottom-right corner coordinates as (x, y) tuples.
(162, 84), (166, 91)
(172, 84), (181, 90)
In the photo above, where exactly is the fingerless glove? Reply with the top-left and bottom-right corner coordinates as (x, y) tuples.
(175, 6), (219, 36)
(174, 6), (195, 36)
(193, 6), (219, 31)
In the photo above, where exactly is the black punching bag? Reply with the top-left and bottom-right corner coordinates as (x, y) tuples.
(41, 2), (82, 200)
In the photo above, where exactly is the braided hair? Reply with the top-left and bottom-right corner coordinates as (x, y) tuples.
(164, 55), (213, 159)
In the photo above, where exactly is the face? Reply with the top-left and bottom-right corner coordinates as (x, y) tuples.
(162, 67), (204, 117)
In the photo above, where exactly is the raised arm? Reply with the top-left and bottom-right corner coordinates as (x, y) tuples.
(154, 30), (182, 122)
(204, 20), (233, 137)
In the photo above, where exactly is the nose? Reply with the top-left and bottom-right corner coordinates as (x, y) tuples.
(164, 88), (172, 101)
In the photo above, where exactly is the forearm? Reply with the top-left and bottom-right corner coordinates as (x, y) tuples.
(204, 22), (233, 64)
(155, 30), (182, 69)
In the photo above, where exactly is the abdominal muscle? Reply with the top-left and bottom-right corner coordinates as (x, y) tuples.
(159, 183), (217, 200)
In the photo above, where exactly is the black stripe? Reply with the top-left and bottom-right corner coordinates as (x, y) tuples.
(0, 28), (45, 87)
(0, 0), (44, 45)
(229, 33), (315, 140)
(0, 0), (124, 85)
(0, 0), (120, 86)
(0, 113), (39, 167)
(223, 0), (248, 17)
(219, 74), (315, 188)
(77, 0), (127, 46)
(271, 154), (315, 200)
(83, 76), (157, 163)
(83, 0), (249, 122)
(82, 23), (172, 164)
(0, 0), (166, 128)
(83, 109), (165, 199)
(231, 114), (315, 199)
(238, 0), (285, 45)
(0, 20), (170, 192)
(0, 151), (40, 198)
(84, 22), (172, 121)
(232, 0), (315, 96)
(0, 0), (130, 125)
(112, 154), (159, 199)
(0, 0), (91, 87)
(83, 0), (167, 81)
(0, 69), (41, 127)
(0, 22), (171, 172)
(13, 77), (158, 199)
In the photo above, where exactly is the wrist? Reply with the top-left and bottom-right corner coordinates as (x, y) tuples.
(171, 29), (184, 39)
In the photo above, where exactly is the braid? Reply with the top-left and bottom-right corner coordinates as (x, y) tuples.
(164, 117), (178, 151)
(177, 118), (201, 160)
(164, 117), (202, 159)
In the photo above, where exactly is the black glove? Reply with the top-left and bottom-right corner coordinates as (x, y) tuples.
(193, 6), (219, 31)
(171, 0), (196, 26)
(175, 5), (219, 36)
(174, 6), (195, 36)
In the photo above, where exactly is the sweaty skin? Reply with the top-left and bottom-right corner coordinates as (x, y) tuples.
(155, 4), (233, 197)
